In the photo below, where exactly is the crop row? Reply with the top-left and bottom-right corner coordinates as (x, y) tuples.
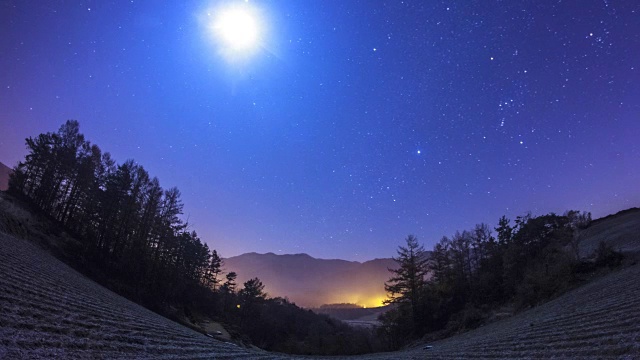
(2, 228), (639, 359)
(0, 233), (286, 359)
(403, 263), (640, 359)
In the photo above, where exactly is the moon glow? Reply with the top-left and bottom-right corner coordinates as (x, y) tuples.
(209, 3), (264, 60)
(216, 8), (258, 50)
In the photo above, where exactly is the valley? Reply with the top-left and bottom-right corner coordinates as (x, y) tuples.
(1, 193), (639, 358)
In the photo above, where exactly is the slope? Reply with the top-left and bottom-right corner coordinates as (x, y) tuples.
(0, 231), (286, 359)
(1, 199), (640, 358)
(577, 208), (640, 257)
(2, 227), (639, 359)
(405, 260), (640, 358)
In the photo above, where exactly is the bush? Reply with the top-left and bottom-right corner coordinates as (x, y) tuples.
(515, 247), (575, 308)
(595, 241), (623, 268)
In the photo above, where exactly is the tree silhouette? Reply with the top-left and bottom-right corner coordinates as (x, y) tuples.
(384, 235), (429, 334)
(7, 120), (394, 355)
(9, 121), (216, 310)
(240, 277), (267, 302)
(221, 271), (237, 293)
(206, 249), (224, 290)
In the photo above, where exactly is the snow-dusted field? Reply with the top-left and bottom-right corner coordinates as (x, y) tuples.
(578, 209), (640, 257)
(403, 262), (640, 359)
(1, 226), (639, 359)
(0, 232), (286, 359)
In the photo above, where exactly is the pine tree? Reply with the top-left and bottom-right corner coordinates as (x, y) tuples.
(384, 235), (430, 334)
(206, 250), (224, 290)
(221, 271), (238, 293)
(240, 278), (267, 302)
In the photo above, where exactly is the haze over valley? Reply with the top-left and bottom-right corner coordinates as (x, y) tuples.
(224, 252), (400, 308)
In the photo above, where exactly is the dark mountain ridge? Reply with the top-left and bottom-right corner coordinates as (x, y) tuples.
(224, 252), (406, 308)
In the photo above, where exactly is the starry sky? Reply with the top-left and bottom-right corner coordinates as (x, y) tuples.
(1, 1), (639, 261)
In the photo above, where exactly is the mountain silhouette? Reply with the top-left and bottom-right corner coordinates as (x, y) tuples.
(224, 252), (402, 308)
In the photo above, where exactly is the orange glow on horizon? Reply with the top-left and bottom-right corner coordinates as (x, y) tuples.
(323, 293), (388, 309)
(360, 296), (387, 308)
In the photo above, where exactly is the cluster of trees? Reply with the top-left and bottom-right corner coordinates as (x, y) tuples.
(211, 278), (388, 355)
(380, 210), (613, 347)
(9, 120), (221, 310)
(8, 120), (390, 355)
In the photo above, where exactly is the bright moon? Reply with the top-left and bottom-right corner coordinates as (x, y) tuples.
(208, 2), (264, 60)
(216, 8), (258, 50)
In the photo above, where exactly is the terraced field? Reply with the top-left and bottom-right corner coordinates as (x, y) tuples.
(405, 262), (640, 359)
(1, 219), (640, 358)
(0, 232), (286, 359)
(578, 208), (640, 256)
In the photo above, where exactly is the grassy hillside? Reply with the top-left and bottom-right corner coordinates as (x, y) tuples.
(577, 208), (640, 257)
(2, 221), (640, 359)
(0, 231), (284, 359)
(407, 259), (640, 358)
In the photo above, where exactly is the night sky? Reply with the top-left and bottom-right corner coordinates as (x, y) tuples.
(1, 1), (639, 261)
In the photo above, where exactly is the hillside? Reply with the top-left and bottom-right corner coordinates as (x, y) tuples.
(0, 231), (285, 359)
(224, 252), (399, 308)
(1, 188), (639, 358)
(406, 258), (640, 358)
(1, 204), (639, 358)
(577, 208), (640, 257)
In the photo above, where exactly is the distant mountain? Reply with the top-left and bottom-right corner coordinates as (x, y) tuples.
(0, 161), (12, 191)
(224, 252), (404, 308)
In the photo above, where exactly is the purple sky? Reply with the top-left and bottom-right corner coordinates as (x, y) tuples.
(1, 0), (639, 261)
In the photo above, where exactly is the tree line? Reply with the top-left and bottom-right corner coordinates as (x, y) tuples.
(13, 121), (622, 354)
(211, 278), (387, 355)
(10, 120), (219, 309)
(8, 120), (390, 355)
(381, 210), (624, 347)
